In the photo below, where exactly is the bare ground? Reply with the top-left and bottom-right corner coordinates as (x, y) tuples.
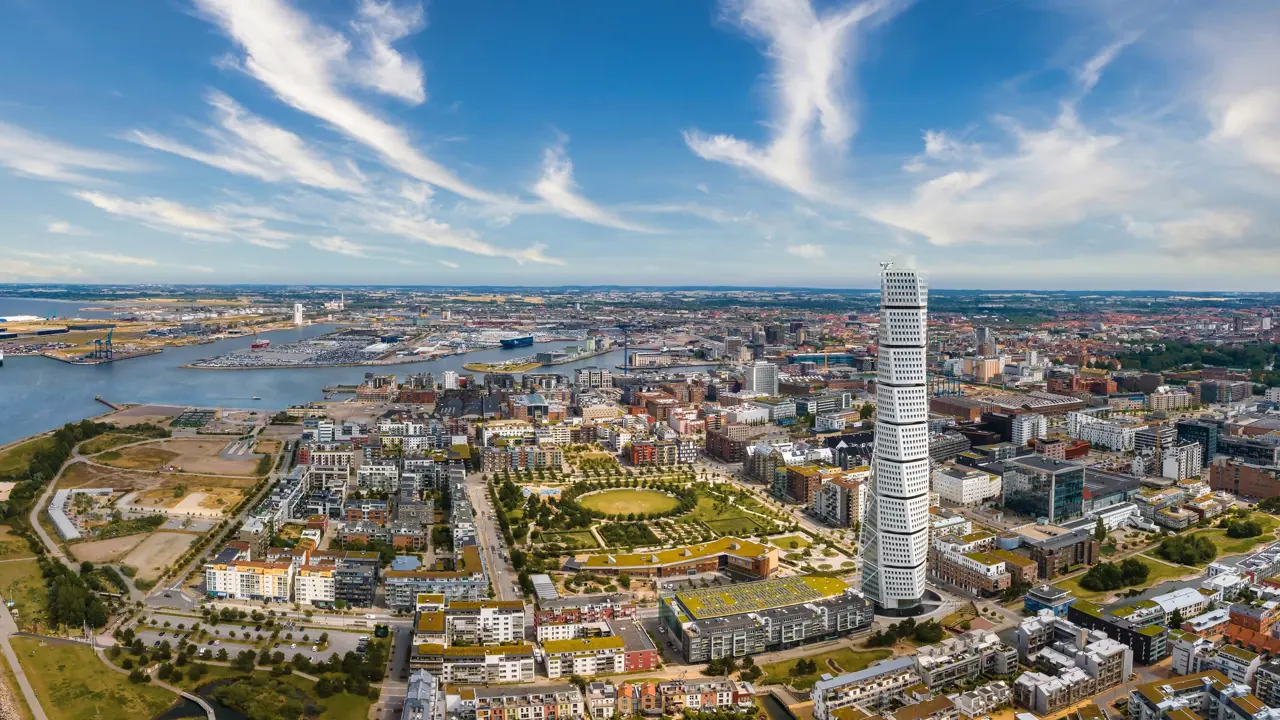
(122, 532), (196, 581)
(69, 534), (146, 564)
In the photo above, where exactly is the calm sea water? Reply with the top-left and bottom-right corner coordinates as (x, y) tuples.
(0, 318), (634, 445)
(0, 296), (123, 321)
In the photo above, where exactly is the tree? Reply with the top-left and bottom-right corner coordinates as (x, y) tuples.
(1170, 608), (1185, 629)
(1095, 517), (1107, 542)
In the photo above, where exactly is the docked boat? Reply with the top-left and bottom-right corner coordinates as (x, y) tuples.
(500, 335), (534, 349)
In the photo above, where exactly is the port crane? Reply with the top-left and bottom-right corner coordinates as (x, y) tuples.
(91, 329), (114, 360)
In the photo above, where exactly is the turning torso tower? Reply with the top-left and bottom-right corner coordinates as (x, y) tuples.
(860, 263), (930, 614)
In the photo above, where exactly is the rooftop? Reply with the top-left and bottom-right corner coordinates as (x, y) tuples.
(541, 636), (625, 654)
(577, 536), (770, 571)
(673, 575), (848, 620)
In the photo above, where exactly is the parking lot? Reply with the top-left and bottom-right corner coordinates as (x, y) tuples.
(130, 615), (372, 664)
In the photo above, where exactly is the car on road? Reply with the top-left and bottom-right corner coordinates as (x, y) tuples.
(273, 643), (280, 649)
(290, 643), (297, 649)
(158, 631), (165, 637)
(364, 614), (376, 620)
(163, 592), (171, 598)
(153, 640), (161, 648)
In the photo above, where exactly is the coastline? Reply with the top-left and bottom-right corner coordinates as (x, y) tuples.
(180, 354), (456, 370)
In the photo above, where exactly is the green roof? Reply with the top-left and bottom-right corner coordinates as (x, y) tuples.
(541, 636), (625, 654)
(580, 537), (771, 570)
(675, 575), (848, 620)
(1137, 625), (1166, 638)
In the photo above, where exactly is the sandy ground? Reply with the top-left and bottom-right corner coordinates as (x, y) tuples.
(103, 437), (259, 475)
(69, 534), (146, 563)
(0, 483), (13, 502)
(169, 492), (224, 518)
(123, 532), (196, 581)
(106, 404), (186, 426)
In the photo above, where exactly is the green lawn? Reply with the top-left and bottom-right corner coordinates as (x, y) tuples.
(538, 530), (599, 550)
(759, 648), (892, 690)
(578, 488), (680, 515)
(1188, 528), (1273, 555)
(279, 675), (373, 720)
(0, 559), (47, 630)
(705, 517), (763, 535)
(11, 637), (177, 720)
(0, 437), (53, 476)
(771, 534), (811, 549)
(1053, 556), (1190, 601)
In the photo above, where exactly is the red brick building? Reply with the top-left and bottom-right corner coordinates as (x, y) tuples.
(1211, 458), (1280, 499)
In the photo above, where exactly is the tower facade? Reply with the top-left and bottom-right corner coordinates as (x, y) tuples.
(860, 264), (930, 613)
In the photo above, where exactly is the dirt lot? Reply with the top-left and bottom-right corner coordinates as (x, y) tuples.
(254, 439), (281, 456)
(123, 532), (196, 581)
(105, 405), (185, 427)
(69, 534), (146, 563)
(130, 474), (251, 513)
(0, 524), (35, 560)
(100, 438), (259, 476)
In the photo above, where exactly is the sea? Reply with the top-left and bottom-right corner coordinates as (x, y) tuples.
(0, 297), (650, 445)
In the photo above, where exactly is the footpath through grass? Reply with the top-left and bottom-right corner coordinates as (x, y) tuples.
(0, 559), (47, 630)
(1053, 555), (1190, 601)
(759, 647), (892, 690)
(10, 637), (177, 720)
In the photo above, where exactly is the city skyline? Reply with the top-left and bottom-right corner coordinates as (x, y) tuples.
(0, 0), (1278, 289)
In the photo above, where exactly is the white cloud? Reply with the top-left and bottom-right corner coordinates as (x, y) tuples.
(246, 237), (289, 249)
(0, 257), (85, 279)
(74, 190), (256, 235)
(309, 236), (372, 257)
(0, 122), (142, 184)
(685, 0), (907, 197)
(350, 0), (427, 104)
(786, 243), (826, 258)
(128, 91), (364, 192)
(532, 139), (656, 233)
(1078, 32), (1140, 94)
(373, 211), (563, 265)
(194, 0), (504, 203)
(438, 259), (459, 269)
(79, 252), (158, 266)
(47, 220), (89, 236)
(1144, 210), (1254, 254)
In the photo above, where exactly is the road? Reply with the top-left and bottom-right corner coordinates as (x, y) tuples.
(0, 600), (48, 720)
(467, 472), (516, 602)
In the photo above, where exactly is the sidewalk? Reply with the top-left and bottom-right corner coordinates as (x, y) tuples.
(0, 603), (47, 720)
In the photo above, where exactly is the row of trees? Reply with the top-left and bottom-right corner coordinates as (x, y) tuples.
(866, 618), (944, 647)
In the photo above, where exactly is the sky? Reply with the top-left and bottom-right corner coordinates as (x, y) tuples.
(1, 0), (1279, 290)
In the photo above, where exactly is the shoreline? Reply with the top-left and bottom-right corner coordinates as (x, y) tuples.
(180, 354), (458, 370)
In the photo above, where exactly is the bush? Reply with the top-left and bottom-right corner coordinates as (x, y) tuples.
(1156, 535), (1218, 566)
(1227, 519), (1263, 539)
(1078, 558), (1151, 592)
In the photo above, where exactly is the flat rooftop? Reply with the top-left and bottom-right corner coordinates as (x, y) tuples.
(673, 575), (847, 620)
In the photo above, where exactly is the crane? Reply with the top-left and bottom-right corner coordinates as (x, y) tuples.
(616, 323), (632, 374)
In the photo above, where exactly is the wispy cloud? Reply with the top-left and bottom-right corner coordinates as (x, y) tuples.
(79, 251), (157, 266)
(74, 190), (255, 236)
(685, 0), (908, 198)
(350, 0), (428, 104)
(438, 259), (459, 269)
(309, 236), (372, 257)
(194, 0), (504, 203)
(0, 257), (86, 279)
(1078, 31), (1140, 94)
(532, 138), (656, 233)
(786, 243), (826, 258)
(128, 91), (365, 192)
(47, 220), (89, 236)
(0, 121), (142, 184)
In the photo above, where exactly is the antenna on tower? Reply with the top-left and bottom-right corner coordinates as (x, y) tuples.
(880, 261), (894, 271)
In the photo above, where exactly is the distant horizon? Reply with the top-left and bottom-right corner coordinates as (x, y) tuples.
(1, 283), (1279, 297)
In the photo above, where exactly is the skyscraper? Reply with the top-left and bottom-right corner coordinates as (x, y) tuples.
(861, 263), (930, 614)
(744, 360), (779, 395)
(293, 303), (304, 326)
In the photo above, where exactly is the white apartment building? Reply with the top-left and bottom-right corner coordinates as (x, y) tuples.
(442, 371), (459, 390)
(862, 264), (931, 613)
(1011, 414), (1048, 447)
(445, 602), (527, 645)
(536, 621), (604, 643)
(357, 462), (400, 492)
(726, 406), (769, 425)
(1067, 412), (1137, 451)
(744, 361), (779, 395)
(1267, 387), (1280, 403)
(932, 467), (1001, 507)
(542, 637), (626, 679)
(205, 561), (294, 602)
(478, 420), (534, 446)
(1149, 388), (1194, 411)
(535, 425), (572, 446)
(295, 566), (336, 606)
(815, 414), (848, 432)
(1163, 443), (1205, 481)
(813, 656), (920, 718)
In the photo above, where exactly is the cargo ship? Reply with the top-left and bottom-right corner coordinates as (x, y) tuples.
(250, 332), (270, 350)
(500, 335), (534, 349)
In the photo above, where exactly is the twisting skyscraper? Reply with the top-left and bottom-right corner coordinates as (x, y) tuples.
(860, 263), (930, 614)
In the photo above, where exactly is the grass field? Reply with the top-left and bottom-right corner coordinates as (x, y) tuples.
(77, 434), (141, 456)
(1053, 555), (1191, 601)
(578, 488), (679, 515)
(11, 637), (177, 720)
(771, 534), (811, 549)
(0, 524), (36, 560)
(705, 517), (763, 535)
(1189, 528), (1273, 555)
(0, 559), (46, 629)
(539, 530), (599, 550)
(0, 437), (53, 476)
(760, 647), (892, 690)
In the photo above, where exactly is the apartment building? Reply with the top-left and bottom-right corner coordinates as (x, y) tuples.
(409, 644), (535, 683)
(616, 678), (756, 717)
(932, 466), (1001, 507)
(914, 631), (1018, 689)
(1128, 671), (1280, 720)
(813, 657), (921, 719)
(460, 685), (584, 720)
(204, 561), (294, 602)
(542, 636), (626, 678)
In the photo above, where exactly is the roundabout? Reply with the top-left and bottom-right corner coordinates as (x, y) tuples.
(576, 487), (680, 515)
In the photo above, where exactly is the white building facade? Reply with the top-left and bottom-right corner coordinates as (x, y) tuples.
(862, 264), (931, 613)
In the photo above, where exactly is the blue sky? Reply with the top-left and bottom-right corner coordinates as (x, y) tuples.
(1, 0), (1278, 289)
